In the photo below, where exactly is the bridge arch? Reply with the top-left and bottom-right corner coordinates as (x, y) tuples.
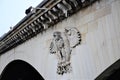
(96, 59), (120, 80)
(0, 59), (44, 80)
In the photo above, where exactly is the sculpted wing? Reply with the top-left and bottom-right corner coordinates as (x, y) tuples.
(65, 27), (81, 48)
(50, 39), (56, 54)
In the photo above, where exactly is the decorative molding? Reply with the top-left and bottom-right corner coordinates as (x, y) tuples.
(50, 27), (81, 75)
(0, 0), (98, 54)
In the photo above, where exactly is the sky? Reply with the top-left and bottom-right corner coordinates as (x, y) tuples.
(0, 0), (43, 37)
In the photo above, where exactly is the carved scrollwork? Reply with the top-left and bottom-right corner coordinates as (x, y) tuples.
(50, 27), (81, 75)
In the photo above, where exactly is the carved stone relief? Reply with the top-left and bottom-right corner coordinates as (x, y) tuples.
(50, 27), (81, 75)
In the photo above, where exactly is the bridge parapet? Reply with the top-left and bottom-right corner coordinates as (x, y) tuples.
(0, 0), (98, 54)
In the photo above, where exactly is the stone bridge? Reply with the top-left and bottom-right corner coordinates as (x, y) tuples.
(0, 0), (120, 80)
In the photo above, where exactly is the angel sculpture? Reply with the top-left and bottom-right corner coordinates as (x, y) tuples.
(50, 27), (81, 75)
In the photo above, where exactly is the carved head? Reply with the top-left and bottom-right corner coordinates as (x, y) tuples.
(53, 31), (62, 41)
(65, 27), (72, 36)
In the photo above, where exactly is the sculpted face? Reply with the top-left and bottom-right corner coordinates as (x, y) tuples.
(65, 28), (71, 36)
(53, 32), (61, 41)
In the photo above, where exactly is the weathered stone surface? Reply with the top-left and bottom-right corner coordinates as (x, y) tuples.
(0, 0), (120, 80)
(94, 4), (111, 20)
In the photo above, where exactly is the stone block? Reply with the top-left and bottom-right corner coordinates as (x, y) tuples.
(88, 20), (98, 32)
(94, 4), (111, 20)
(77, 12), (94, 26)
(79, 23), (88, 34)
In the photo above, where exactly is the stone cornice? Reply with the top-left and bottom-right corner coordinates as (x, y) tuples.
(0, 0), (98, 54)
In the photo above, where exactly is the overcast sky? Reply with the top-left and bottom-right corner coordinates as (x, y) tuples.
(0, 0), (42, 37)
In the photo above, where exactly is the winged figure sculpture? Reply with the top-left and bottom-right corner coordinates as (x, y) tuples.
(50, 27), (81, 75)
